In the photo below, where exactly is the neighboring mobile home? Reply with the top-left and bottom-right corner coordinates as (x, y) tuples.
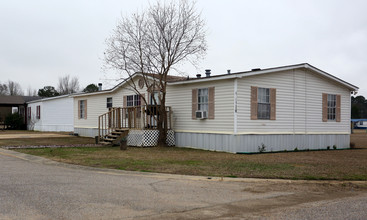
(73, 63), (358, 153)
(27, 95), (74, 132)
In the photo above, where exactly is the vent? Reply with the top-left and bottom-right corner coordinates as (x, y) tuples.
(251, 68), (261, 71)
(205, 69), (211, 77)
(196, 74), (201, 78)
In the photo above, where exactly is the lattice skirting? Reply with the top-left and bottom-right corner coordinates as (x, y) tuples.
(127, 130), (175, 147)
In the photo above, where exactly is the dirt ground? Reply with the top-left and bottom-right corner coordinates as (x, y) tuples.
(351, 129), (367, 148)
(0, 132), (70, 139)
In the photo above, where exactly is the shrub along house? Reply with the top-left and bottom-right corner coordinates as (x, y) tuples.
(61, 63), (358, 153)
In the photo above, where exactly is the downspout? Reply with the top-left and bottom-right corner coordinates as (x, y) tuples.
(234, 78), (238, 134)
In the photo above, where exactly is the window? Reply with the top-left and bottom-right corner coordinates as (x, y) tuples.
(251, 86), (276, 120)
(198, 88), (208, 112)
(192, 87), (214, 119)
(327, 94), (336, 120)
(27, 107), (31, 119)
(36, 105), (41, 119)
(257, 88), (270, 119)
(126, 95), (141, 107)
(106, 97), (112, 108)
(79, 100), (87, 119)
(322, 93), (340, 122)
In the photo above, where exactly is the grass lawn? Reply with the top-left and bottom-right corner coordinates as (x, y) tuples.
(11, 132), (367, 180)
(3, 130), (367, 181)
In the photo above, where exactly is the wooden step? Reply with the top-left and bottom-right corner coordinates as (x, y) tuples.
(111, 131), (122, 135)
(99, 141), (112, 145)
(107, 134), (119, 138)
(115, 128), (129, 132)
(103, 138), (115, 142)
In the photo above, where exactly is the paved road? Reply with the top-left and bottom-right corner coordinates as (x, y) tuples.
(252, 194), (367, 220)
(0, 148), (366, 219)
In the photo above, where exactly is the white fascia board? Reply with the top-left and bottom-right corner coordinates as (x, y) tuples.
(72, 73), (158, 98)
(304, 64), (359, 91)
(27, 94), (72, 104)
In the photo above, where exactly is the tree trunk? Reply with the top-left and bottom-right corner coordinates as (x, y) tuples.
(157, 101), (168, 146)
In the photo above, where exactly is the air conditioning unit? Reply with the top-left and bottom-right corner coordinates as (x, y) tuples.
(196, 110), (208, 119)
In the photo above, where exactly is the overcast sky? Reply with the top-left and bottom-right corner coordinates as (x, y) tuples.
(1, 0), (366, 96)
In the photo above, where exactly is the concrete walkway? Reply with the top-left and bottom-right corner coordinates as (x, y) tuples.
(1, 148), (366, 219)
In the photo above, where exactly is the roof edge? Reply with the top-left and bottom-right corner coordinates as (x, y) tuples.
(168, 63), (359, 91)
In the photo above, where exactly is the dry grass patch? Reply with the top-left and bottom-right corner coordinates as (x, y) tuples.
(0, 130), (95, 146)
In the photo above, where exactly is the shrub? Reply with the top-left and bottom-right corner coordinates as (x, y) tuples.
(350, 142), (356, 149)
(258, 143), (267, 153)
(294, 147), (298, 152)
(5, 113), (24, 130)
(333, 145), (337, 150)
(327, 146), (330, 150)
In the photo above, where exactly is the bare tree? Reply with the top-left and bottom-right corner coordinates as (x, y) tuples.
(26, 87), (38, 96)
(104, 0), (207, 145)
(0, 83), (8, 95)
(8, 80), (23, 96)
(58, 75), (80, 95)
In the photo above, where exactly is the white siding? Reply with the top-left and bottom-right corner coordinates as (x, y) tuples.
(166, 79), (234, 132)
(28, 96), (74, 132)
(74, 77), (148, 130)
(27, 102), (42, 130)
(236, 69), (351, 134)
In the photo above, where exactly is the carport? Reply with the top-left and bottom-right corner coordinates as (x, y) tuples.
(0, 96), (41, 129)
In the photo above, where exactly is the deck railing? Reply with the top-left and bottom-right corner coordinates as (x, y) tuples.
(98, 106), (172, 140)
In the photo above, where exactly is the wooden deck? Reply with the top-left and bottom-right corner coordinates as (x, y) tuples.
(98, 106), (172, 143)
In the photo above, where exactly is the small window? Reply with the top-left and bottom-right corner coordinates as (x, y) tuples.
(257, 88), (270, 119)
(198, 88), (208, 111)
(127, 95), (141, 107)
(107, 97), (113, 108)
(27, 107), (31, 119)
(36, 105), (41, 119)
(327, 94), (336, 121)
(79, 100), (86, 119)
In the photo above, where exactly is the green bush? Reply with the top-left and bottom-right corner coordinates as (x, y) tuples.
(5, 113), (25, 130)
